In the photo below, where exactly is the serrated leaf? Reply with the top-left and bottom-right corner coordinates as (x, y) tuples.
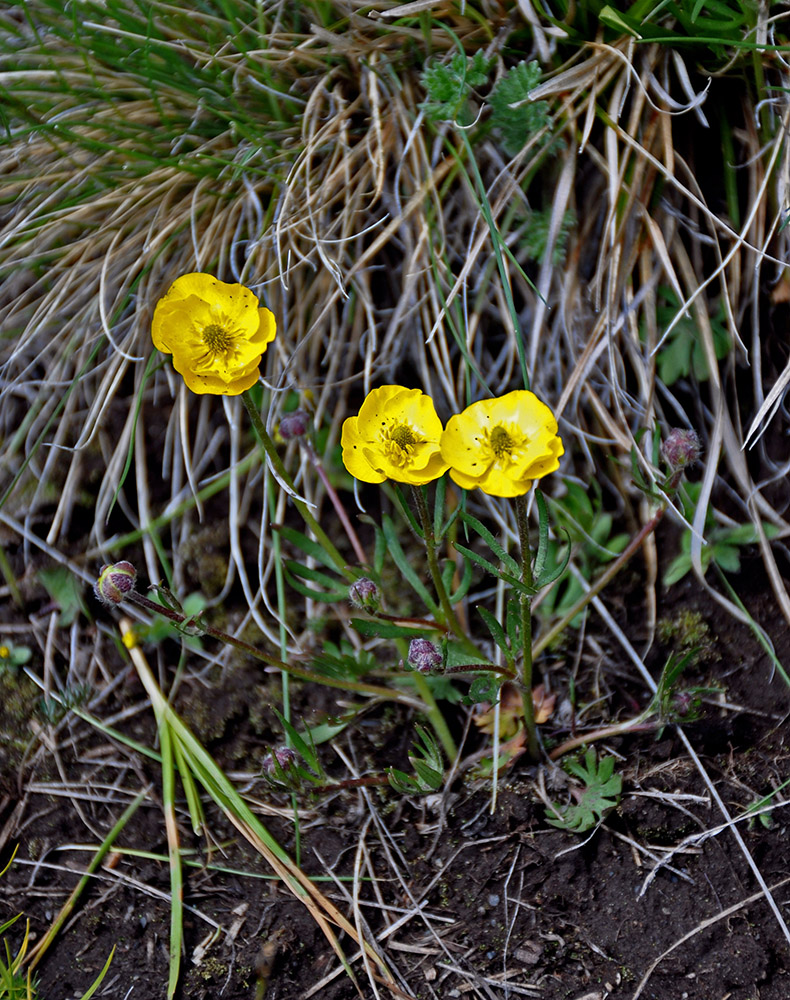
(421, 50), (492, 124)
(547, 750), (622, 833)
(489, 60), (549, 156)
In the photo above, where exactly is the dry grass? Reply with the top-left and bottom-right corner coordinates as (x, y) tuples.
(3, 1), (790, 997)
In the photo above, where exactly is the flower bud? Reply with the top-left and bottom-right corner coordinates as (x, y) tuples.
(408, 638), (443, 674)
(662, 429), (702, 470)
(262, 746), (298, 776)
(278, 409), (310, 441)
(94, 562), (137, 605)
(672, 691), (694, 717)
(349, 577), (380, 611)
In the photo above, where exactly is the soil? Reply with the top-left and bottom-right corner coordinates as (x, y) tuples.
(2, 543), (790, 1000)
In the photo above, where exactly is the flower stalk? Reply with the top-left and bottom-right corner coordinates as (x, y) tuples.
(115, 584), (411, 702)
(515, 494), (540, 762)
(411, 485), (475, 654)
(241, 391), (352, 580)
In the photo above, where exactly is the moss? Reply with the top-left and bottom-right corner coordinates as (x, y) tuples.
(657, 609), (718, 664)
(0, 671), (40, 794)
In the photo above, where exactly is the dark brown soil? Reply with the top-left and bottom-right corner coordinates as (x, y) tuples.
(2, 567), (790, 1000)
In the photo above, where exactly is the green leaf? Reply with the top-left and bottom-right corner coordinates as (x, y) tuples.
(533, 488), (550, 581)
(350, 618), (436, 641)
(389, 487), (423, 539)
(453, 543), (534, 596)
(275, 524), (344, 572)
(477, 606), (511, 659)
(459, 510), (520, 575)
(447, 555), (473, 603)
(468, 674), (501, 703)
(546, 749), (622, 833)
(39, 565), (88, 626)
(489, 60), (550, 156)
(663, 552), (692, 586)
(284, 562), (348, 602)
(711, 543), (741, 573)
(598, 6), (643, 37)
(421, 50), (491, 124)
(382, 514), (438, 614)
(271, 707), (323, 775)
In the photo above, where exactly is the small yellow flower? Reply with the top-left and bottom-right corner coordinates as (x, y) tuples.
(0, 645), (9, 660)
(341, 385), (449, 485)
(441, 390), (563, 497)
(152, 273), (276, 395)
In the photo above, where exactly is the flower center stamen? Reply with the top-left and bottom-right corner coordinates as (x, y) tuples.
(202, 323), (232, 354)
(390, 424), (417, 449)
(381, 423), (421, 467)
(490, 424), (514, 459)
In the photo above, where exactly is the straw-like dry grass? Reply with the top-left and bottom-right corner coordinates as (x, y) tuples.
(2, 2), (790, 998)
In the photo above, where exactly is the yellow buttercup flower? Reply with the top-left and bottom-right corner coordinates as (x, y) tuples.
(441, 390), (563, 497)
(341, 385), (449, 486)
(152, 272), (276, 395)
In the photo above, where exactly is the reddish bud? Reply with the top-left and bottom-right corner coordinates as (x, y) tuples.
(349, 577), (380, 611)
(94, 562), (137, 606)
(279, 410), (310, 440)
(262, 746), (298, 775)
(408, 638), (443, 674)
(662, 429), (702, 470)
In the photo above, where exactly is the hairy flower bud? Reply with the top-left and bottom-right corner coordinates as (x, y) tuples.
(279, 409), (310, 441)
(262, 746), (298, 776)
(349, 577), (380, 611)
(662, 429), (702, 470)
(408, 638), (443, 674)
(94, 562), (137, 606)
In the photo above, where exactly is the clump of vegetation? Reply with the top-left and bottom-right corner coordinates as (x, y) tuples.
(2, 1), (789, 997)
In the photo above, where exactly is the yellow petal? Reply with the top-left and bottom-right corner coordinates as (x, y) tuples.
(249, 307), (277, 351)
(476, 466), (532, 497)
(449, 467), (484, 491)
(178, 364), (261, 395)
(355, 385), (418, 437)
(441, 412), (491, 476)
(341, 417), (387, 483)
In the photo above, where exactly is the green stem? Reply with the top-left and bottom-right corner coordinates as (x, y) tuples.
(411, 671), (457, 761)
(411, 485), (476, 654)
(515, 494), (539, 762)
(241, 391), (352, 580)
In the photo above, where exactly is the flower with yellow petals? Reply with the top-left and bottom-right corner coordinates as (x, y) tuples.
(441, 390), (563, 497)
(152, 273), (276, 395)
(341, 385), (449, 486)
